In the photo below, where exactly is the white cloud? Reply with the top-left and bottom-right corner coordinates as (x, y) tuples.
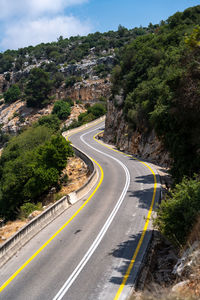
(0, 0), (88, 19)
(0, 0), (91, 50)
(1, 16), (91, 49)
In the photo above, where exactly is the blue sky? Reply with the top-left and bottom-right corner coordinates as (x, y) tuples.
(0, 0), (199, 51)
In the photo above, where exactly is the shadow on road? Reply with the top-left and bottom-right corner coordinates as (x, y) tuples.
(109, 230), (153, 286)
(127, 173), (157, 210)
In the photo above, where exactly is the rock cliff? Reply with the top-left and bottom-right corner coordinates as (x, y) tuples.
(56, 78), (111, 102)
(104, 98), (171, 167)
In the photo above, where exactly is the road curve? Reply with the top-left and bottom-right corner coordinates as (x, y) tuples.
(0, 120), (160, 300)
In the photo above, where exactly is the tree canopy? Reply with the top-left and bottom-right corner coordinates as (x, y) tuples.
(0, 125), (73, 220)
(4, 84), (21, 103)
(25, 68), (53, 108)
(111, 5), (200, 181)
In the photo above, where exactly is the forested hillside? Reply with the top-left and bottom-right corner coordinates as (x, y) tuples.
(108, 5), (200, 182)
(0, 25), (153, 96)
(0, 25), (154, 139)
(105, 5), (200, 246)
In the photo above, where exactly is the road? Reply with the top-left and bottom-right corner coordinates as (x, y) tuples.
(0, 120), (160, 300)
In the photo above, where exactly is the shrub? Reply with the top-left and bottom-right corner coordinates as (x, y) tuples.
(88, 103), (106, 117)
(65, 76), (81, 88)
(37, 115), (61, 131)
(25, 68), (53, 108)
(19, 202), (42, 219)
(0, 126), (73, 220)
(154, 177), (200, 246)
(4, 84), (21, 103)
(52, 100), (71, 120)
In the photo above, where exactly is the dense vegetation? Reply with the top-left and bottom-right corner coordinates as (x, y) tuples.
(110, 5), (200, 246)
(111, 5), (200, 182)
(25, 67), (53, 108)
(52, 100), (71, 120)
(0, 25), (153, 74)
(0, 123), (73, 220)
(4, 84), (21, 103)
(154, 177), (200, 246)
(66, 102), (106, 130)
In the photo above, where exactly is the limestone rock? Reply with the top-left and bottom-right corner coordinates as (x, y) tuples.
(28, 210), (42, 221)
(104, 97), (172, 168)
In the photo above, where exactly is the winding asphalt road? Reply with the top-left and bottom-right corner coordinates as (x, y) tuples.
(0, 120), (160, 300)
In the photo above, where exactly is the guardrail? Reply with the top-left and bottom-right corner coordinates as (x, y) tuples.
(0, 116), (105, 268)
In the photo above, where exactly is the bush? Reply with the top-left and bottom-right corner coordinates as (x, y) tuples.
(0, 126), (73, 220)
(64, 119), (80, 131)
(19, 202), (42, 219)
(53, 72), (64, 88)
(25, 68), (53, 108)
(52, 100), (71, 120)
(88, 103), (106, 117)
(4, 84), (21, 103)
(154, 177), (200, 246)
(65, 76), (81, 88)
(37, 115), (61, 131)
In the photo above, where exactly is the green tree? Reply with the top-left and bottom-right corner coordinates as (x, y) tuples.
(154, 177), (200, 246)
(52, 100), (71, 120)
(53, 72), (64, 88)
(37, 115), (61, 131)
(0, 126), (73, 220)
(4, 84), (21, 103)
(25, 68), (52, 108)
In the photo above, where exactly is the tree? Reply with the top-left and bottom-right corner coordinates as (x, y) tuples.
(25, 68), (52, 108)
(53, 72), (64, 88)
(37, 115), (61, 131)
(52, 100), (71, 120)
(4, 84), (21, 103)
(65, 76), (78, 88)
(0, 126), (73, 220)
(185, 25), (200, 49)
(154, 177), (200, 246)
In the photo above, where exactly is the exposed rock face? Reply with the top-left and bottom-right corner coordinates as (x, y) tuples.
(104, 98), (171, 167)
(0, 100), (54, 134)
(57, 79), (111, 102)
(60, 55), (116, 78)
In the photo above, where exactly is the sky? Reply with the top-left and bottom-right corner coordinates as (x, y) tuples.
(0, 0), (199, 51)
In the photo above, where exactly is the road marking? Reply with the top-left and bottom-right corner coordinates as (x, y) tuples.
(0, 122), (104, 293)
(94, 132), (158, 300)
(52, 128), (130, 300)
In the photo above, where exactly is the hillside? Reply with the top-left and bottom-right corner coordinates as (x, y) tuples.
(104, 5), (200, 182)
(0, 26), (155, 137)
(1, 5), (200, 299)
(103, 5), (200, 299)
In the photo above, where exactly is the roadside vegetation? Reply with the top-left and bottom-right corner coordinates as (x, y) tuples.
(0, 119), (73, 221)
(65, 102), (106, 130)
(110, 5), (200, 248)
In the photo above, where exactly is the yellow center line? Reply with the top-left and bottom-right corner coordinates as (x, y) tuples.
(93, 132), (157, 300)
(0, 121), (104, 293)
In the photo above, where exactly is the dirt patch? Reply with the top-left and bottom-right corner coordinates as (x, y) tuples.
(0, 220), (27, 243)
(60, 156), (89, 195)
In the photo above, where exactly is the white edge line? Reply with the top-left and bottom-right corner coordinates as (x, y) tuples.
(52, 126), (130, 300)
